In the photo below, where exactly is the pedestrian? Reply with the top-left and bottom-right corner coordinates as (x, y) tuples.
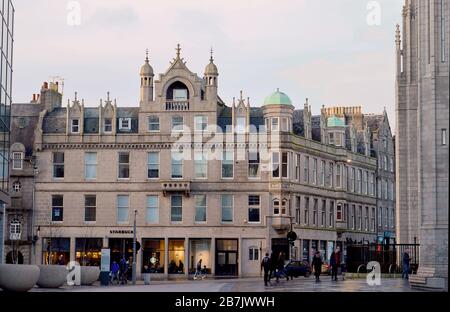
(330, 247), (341, 281)
(119, 257), (128, 285)
(111, 261), (120, 284)
(276, 252), (288, 283)
(312, 251), (323, 282)
(268, 251), (277, 282)
(402, 249), (411, 279)
(194, 259), (203, 280)
(261, 253), (271, 287)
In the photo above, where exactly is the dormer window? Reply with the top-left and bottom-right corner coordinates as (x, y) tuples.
(173, 89), (188, 101)
(12, 152), (23, 170)
(236, 117), (246, 133)
(71, 119), (80, 133)
(104, 118), (112, 133)
(119, 118), (131, 131)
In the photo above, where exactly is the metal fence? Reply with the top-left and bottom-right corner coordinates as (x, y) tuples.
(345, 243), (420, 274)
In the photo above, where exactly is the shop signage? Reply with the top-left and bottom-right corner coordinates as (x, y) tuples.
(110, 229), (133, 234)
(101, 248), (110, 272)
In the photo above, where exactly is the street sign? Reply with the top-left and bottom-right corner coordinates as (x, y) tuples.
(100, 248), (110, 272)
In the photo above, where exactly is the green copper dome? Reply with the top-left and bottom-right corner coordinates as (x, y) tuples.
(327, 116), (345, 127)
(263, 89), (293, 107)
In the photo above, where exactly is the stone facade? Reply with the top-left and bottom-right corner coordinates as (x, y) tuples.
(8, 47), (393, 279)
(395, 0), (449, 290)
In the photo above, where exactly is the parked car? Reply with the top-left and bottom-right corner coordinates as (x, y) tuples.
(284, 260), (312, 279)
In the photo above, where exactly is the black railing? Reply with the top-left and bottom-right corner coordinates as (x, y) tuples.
(345, 243), (419, 274)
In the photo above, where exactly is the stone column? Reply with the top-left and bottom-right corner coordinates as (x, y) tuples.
(70, 237), (75, 262)
(211, 237), (215, 276)
(164, 237), (169, 279)
(184, 237), (189, 278)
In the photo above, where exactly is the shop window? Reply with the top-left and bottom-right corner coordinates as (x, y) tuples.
(75, 238), (102, 266)
(248, 247), (259, 261)
(142, 239), (165, 273)
(42, 238), (70, 265)
(189, 239), (211, 274)
(168, 239), (185, 274)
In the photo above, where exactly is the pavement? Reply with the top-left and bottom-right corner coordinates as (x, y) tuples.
(29, 276), (419, 292)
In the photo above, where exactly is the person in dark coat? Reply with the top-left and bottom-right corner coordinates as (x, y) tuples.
(261, 253), (271, 286)
(119, 257), (128, 285)
(330, 247), (341, 281)
(402, 249), (411, 279)
(312, 251), (323, 282)
(276, 252), (289, 282)
(268, 251), (277, 282)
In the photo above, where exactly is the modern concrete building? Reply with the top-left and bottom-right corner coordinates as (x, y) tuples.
(0, 0), (14, 264)
(395, 0), (449, 290)
(9, 47), (393, 279)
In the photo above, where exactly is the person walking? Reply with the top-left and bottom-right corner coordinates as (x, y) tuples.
(402, 249), (411, 279)
(194, 259), (203, 280)
(261, 253), (271, 287)
(330, 247), (341, 282)
(110, 261), (120, 284)
(119, 257), (128, 285)
(268, 251), (277, 283)
(276, 252), (288, 283)
(312, 251), (323, 282)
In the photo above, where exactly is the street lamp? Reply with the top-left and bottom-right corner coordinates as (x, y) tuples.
(132, 209), (137, 285)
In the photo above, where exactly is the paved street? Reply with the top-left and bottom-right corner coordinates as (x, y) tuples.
(29, 277), (418, 293)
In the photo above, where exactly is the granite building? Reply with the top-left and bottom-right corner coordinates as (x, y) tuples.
(395, 0), (449, 290)
(0, 0), (14, 264)
(8, 47), (393, 279)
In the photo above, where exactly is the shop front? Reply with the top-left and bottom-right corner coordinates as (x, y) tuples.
(42, 238), (70, 265)
(142, 238), (165, 273)
(109, 238), (134, 266)
(168, 239), (185, 274)
(215, 239), (238, 276)
(188, 239), (211, 274)
(271, 238), (289, 260)
(75, 238), (103, 266)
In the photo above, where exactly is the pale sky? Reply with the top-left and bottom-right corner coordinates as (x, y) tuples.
(12, 0), (404, 129)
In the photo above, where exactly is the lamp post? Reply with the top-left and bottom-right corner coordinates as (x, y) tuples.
(132, 209), (137, 285)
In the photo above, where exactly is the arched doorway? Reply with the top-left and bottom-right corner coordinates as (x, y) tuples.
(6, 250), (24, 264)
